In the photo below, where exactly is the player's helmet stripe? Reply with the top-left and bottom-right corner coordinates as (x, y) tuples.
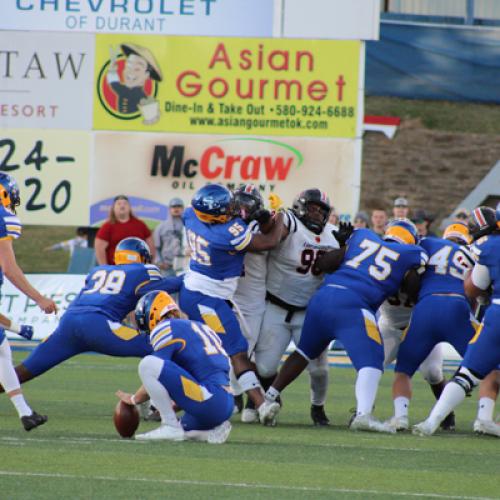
(473, 207), (487, 227)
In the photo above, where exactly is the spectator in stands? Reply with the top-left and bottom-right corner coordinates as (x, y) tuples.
(413, 209), (437, 238)
(353, 211), (369, 229)
(44, 227), (89, 256)
(393, 197), (410, 219)
(454, 207), (470, 225)
(329, 206), (339, 226)
(153, 197), (187, 276)
(371, 207), (388, 236)
(94, 195), (155, 265)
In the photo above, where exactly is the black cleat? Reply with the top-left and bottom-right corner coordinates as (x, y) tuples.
(440, 411), (456, 431)
(311, 405), (330, 426)
(234, 394), (244, 414)
(21, 411), (48, 431)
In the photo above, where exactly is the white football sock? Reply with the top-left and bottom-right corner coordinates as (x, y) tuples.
(138, 356), (181, 428)
(394, 396), (410, 418)
(229, 365), (243, 396)
(355, 367), (382, 416)
(427, 381), (466, 428)
(0, 337), (22, 394)
(308, 360), (329, 406)
(10, 394), (32, 418)
(477, 397), (495, 421)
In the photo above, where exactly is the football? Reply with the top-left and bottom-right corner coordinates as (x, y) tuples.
(113, 400), (140, 438)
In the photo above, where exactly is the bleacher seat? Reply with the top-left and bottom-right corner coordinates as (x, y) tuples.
(67, 247), (96, 274)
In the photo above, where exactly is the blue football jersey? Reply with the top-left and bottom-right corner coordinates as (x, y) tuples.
(0, 205), (22, 286)
(472, 234), (500, 300)
(67, 264), (181, 321)
(324, 228), (427, 310)
(150, 318), (230, 385)
(183, 207), (252, 280)
(418, 237), (475, 300)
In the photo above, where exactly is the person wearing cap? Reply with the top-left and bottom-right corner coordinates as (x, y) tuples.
(107, 43), (163, 115)
(95, 195), (155, 265)
(153, 197), (187, 276)
(354, 211), (369, 229)
(393, 197), (409, 219)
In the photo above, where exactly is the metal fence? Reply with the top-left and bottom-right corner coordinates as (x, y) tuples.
(381, 0), (500, 24)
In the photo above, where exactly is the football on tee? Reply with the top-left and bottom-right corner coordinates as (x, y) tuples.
(114, 400), (140, 438)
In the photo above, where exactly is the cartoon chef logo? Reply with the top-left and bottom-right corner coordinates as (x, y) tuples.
(97, 43), (163, 125)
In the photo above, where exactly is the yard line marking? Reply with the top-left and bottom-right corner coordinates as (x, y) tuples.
(0, 470), (494, 499)
(0, 436), (496, 458)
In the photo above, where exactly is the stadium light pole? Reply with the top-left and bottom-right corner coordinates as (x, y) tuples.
(465, 0), (475, 25)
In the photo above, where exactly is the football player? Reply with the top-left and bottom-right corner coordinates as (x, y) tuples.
(1, 237), (181, 388)
(230, 185), (272, 418)
(388, 222), (476, 431)
(117, 290), (234, 443)
(252, 189), (340, 425)
(414, 206), (500, 436)
(178, 184), (282, 422)
(260, 219), (427, 432)
(0, 174), (57, 430)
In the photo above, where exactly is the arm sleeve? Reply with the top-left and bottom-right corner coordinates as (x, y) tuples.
(471, 263), (491, 291)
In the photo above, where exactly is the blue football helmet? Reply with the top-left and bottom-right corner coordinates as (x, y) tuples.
(0, 174), (21, 212)
(384, 218), (418, 245)
(114, 237), (152, 265)
(192, 184), (235, 224)
(135, 290), (179, 335)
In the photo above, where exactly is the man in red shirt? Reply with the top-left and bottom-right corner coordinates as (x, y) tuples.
(95, 195), (156, 265)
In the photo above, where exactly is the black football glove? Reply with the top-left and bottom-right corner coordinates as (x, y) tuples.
(253, 208), (272, 226)
(332, 221), (354, 247)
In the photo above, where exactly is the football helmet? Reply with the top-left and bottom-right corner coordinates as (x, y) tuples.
(135, 290), (179, 335)
(292, 189), (331, 235)
(192, 184), (235, 224)
(468, 206), (500, 241)
(384, 218), (418, 245)
(0, 174), (21, 212)
(114, 237), (152, 265)
(443, 222), (471, 245)
(234, 184), (263, 223)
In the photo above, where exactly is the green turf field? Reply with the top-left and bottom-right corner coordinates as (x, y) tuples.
(0, 353), (498, 499)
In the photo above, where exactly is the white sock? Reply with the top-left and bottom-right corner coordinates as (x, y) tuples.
(0, 337), (22, 394)
(477, 397), (495, 421)
(308, 361), (329, 406)
(229, 365), (243, 396)
(138, 356), (181, 428)
(10, 394), (32, 418)
(394, 396), (410, 418)
(427, 381), (466, 428)
(355, 367), (382, 416)
(265, 386), (280, 402)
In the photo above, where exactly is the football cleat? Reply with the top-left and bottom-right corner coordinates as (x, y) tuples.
(18, 325), (34, 341)
(387, 415), (409, 432)
(135, 424), (185, 441)
(412, 419), (439, 437)
(21, 411), (48, 431)
(350, 414), (396, 434)
(258, 400), (281, 426)
(310, 405), (330, 426)
(440, 412), (456, 431)
(473, 419), (500, 437)
(207, 421), (232, 444)
(241, 408), (259, 424)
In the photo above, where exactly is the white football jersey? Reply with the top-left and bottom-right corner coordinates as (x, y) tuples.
(266, 210), (339, 307)
(233, 221), (268, 316)
(378, 292), (413, 330)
